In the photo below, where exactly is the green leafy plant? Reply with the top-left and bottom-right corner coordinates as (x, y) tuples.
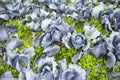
(31, 46), (43, 72)
(4, 20), (32, 49)
(88, 18), (111, 36)
(63, 16), (75, 25)
(113, 64), (120, 72)
(74, 22), (84, 33)
(78, 55), (98, 70)
(54, 46), (77, 64)
(0, 57), (19, 77)
(78, 54), (111, 80)
(66, 0), (71, 3)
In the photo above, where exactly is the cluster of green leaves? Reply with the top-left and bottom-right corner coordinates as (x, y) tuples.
(63, 16), (84, 33)
(74, 22), (84, 33)
(88, 57), (111, 80)
(31, 46), (43, 64)
(4, 20), (32, 49)
(104, 5), (107, 12)
(88, 2), (107, 11)
(78, 54), (112, 80)
(88, 18), (111, 36)
(63, 16), (75, 25)
(31, 46), (43, 72)
(113, 63), (120, 72)
(34, 31), (43, 36)
(88, 18), (103, 33)
(78, 55), (98, 70)
(88, 1), (100, 6)
(54, 46), (77, 64)
(0, 56), (19, 77)
(66, 0), (71, 3)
